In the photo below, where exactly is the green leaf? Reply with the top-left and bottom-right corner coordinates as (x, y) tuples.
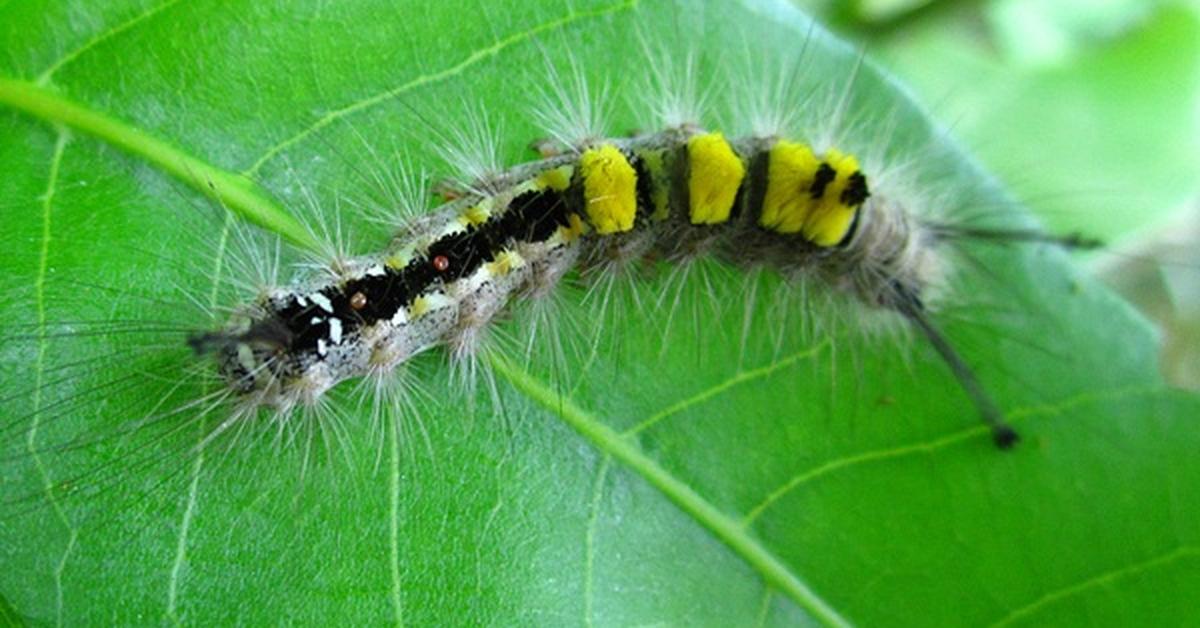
(865, 2), (1200, 241)
(1, 0), (1197, 625)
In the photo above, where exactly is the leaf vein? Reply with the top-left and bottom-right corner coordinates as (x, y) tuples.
(166, 450), (204, 622)
(388, 410), (405, 627)
(243, 0), (641, 176)
(623, 341), (827, 437)
(29, 129), (80, 628)
(36, 0), (185, 86)
(989, 546), (1200, 627)
(167, 197), (236, 622)
(740, 385), (1169, 527)
(583, 456), (611, 626)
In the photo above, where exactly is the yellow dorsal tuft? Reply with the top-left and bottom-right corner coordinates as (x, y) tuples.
(687, 132), (745, 225)
(578, 144), (638, 234)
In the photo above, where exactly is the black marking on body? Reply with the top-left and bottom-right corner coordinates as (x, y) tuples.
(841, 171), (870, 206)
(633, 156), (656, 219)
(669, 142), (690, 223)
(496, 187), (572, 243)
(426, 229), (483, 282)
(837, 207), (862, 249)
(743, 148), (770, 225)
(728, 158), (747, 222)
(272, 187), (571, 358)
(809, 162), (836, 199)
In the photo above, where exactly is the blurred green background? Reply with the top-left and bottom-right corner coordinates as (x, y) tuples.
(795, 0), (1200, 389)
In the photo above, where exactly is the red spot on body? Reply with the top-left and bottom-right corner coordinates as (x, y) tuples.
(432, 255), (450, 272)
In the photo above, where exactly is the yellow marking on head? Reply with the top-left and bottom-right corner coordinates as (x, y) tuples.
(486, 249), (526, 276)
(458, 205), (490, 228)
(759, 140), (820, 234)
(578, 144), (637, 234)
(536, 165), (574, 192)
(803, 150), (861, 247)
(687, 133), (745, 225)
(636, 148), (671, 221)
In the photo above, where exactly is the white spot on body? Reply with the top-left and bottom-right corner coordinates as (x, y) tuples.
(310, 293), (333, 313)
(423, 292), (454, 311)
(236, 344), (255, 372)
(450, 266), (492, 296)
(317, 339), (328, 357)
(329, 318), (343, 344)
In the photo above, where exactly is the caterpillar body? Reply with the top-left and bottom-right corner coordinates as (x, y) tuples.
(192, 128), (1023, 447)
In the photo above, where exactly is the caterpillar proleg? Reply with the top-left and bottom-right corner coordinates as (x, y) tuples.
(2, 0), (1191, 625)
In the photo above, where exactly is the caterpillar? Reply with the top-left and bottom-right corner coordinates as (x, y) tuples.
(192, 125), (1041, 450)
(4, 0), (1186, 625)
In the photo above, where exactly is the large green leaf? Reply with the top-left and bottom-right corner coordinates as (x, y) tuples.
(1, 0), (1197, 625)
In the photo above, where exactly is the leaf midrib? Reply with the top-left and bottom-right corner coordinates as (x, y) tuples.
(0, 78), (318, 250)
(487, 353), (851, 626)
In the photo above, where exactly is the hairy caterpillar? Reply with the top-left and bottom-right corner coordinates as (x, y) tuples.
(192, 123), (1060, 450)
(2, 0), (1187, 625)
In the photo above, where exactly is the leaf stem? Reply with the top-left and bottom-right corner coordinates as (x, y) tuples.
(0, 77), (318, 251)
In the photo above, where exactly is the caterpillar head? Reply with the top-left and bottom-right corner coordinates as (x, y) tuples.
(187, 271), (385, 405)
(187, 312), (294, 395)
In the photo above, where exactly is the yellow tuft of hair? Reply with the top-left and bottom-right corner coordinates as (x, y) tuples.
(687, 133), (745, 225)
(561, 212), (587, 242)
(458, 205), (490, 228)
(384, 251), (412, 270)
(578, 144), (637, 234)
(536, 165), (574, 192)
(486, 249), (525, 276)
(802, 150), (860, 247)
(409, 296), (430, 319)
(759, 140), (820, 234)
